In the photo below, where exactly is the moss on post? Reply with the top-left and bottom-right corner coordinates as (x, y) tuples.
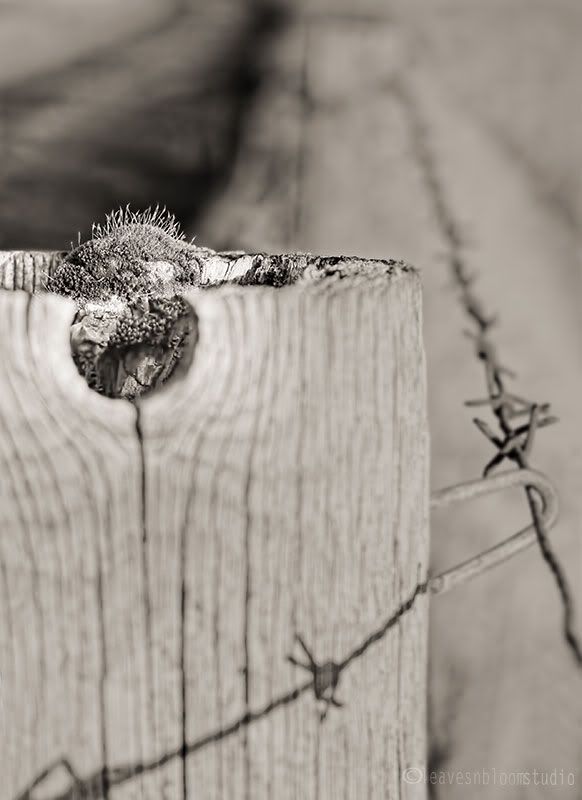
(47, 207), (202, 400)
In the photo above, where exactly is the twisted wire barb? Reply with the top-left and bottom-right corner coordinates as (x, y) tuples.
(13, 580), (427, 800)
(393, 77), (582, 667)
(8, 211), (582, 800)
(455, 263), (582, 665)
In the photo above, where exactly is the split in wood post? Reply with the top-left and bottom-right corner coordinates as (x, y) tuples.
(2, 245), (426, 799)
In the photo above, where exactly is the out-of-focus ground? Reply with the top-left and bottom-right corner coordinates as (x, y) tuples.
(0, 0), (167, 87)
(1, 0), (581, 796)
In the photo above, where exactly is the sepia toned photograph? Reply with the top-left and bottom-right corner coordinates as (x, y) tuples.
(0, 1), (580, 798)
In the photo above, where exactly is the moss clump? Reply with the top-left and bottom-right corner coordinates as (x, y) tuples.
(51, 207), (201, 400)
(47, 207), (203, 303)
(71, 296), (197, 401)
(110, 296), (191, 348)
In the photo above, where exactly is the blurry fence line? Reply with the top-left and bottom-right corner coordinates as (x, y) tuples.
(395, 79), (582, 667)
(457, 263), (582, 665)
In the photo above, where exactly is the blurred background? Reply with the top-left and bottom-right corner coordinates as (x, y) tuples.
(1, 0), (581, 796)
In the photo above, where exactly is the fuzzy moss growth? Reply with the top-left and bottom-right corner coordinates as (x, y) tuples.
(47, 206), (203, 303)
(50, 207), (200, 400)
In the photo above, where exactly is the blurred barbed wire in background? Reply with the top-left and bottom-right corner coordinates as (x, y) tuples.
(2, 3), (581, 797)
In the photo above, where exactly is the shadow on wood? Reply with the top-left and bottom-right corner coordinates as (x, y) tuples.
(0, 251), (429, 799)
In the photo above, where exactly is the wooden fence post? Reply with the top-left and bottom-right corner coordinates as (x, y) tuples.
(0, 251), (429, 800)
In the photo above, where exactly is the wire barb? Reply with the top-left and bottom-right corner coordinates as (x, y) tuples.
(287, 634), (344, 721)
(454, 261), (582, 666)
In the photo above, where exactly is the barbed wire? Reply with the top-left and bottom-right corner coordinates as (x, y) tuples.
(456, 261), (582, 665)
(6, 173), (582, 800)
(12, 578), (428, 800)
(394, 79), (582, 667)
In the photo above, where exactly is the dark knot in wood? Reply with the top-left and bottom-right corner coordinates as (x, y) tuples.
(70, 295), (198, 401)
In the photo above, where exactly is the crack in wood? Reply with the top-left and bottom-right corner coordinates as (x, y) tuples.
(13, 580), (427, 800)
(134, 404), (158, 784)
(3, 251), (424, 797)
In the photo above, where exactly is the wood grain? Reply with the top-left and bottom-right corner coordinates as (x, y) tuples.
(0, 255), (429, 799)
(0, 251), (62, 292)
(193, 8), (582, 797)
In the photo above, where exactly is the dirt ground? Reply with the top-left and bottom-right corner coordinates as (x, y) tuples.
(1, 0), (580, 796)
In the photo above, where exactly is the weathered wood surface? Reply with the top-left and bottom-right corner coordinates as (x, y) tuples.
(2, 0), (581, 794)
(0, 254), (429, 799)
(196, 8), (582, 796)
(0, 251), (62, 292)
